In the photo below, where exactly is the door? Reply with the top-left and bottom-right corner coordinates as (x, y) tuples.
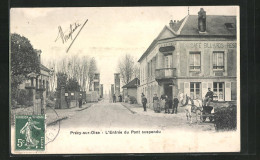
(164, 83), (173, 98)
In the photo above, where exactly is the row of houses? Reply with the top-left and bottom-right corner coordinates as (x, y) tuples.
(123, 8), (237, 105)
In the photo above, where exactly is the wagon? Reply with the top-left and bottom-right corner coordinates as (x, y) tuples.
(201, 105), (214, 122)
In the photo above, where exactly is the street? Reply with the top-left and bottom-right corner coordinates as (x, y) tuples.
(57, 99), (214, 131)
(42, 100), (239, 153)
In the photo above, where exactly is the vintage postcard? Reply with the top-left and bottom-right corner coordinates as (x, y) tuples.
(10, 6), (240, 154)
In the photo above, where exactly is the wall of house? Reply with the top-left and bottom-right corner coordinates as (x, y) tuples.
(177, 40), (237, 78)
(176, 39), (237, 101)
(138, 38), (237, 102)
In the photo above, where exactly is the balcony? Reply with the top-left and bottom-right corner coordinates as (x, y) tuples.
(155, 68), (177, 80)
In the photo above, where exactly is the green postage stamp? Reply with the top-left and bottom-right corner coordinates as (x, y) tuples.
(15, 115), (45, 150)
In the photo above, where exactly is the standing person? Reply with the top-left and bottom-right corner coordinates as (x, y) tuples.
(118, 94), (122, 102)
(153, 94), (160, 113)
(164, 95), (170, 114)
(78, 96), (82, 108)
(203, 88), (213, 106)
(172, 96), (179, 114)
(142, 94), (147, 111)
(160, 94), (166, 113)
(113, 94), (116, 103)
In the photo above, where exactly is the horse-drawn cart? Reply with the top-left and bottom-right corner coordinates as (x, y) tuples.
(201, 105), (214, 122)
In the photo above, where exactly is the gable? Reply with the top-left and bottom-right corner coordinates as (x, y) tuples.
(157, 27), (176, 40)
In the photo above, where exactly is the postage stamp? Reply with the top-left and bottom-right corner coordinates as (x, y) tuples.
(15, 115), (45, 150)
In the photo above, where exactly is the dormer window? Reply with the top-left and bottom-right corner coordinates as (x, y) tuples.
(225, 23), (235, 29)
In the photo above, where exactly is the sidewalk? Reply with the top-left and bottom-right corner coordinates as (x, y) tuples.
(46, 102), (94, 126)
(120, 102), (187, 120)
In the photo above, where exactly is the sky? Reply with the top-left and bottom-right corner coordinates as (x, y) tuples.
(10, 6), (238, 93)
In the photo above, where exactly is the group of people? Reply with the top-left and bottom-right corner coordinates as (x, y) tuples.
(112, 94), (123, 103)
(140, 87), (214, 113)
(141, 93), (179, 114)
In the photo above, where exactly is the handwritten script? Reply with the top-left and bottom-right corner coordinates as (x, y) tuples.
(55, 19), (88, 53)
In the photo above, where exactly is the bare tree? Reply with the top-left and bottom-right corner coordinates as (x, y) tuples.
(46, 60), (56, 92)
(117, 54), (137, 85)
(46, 54), (97, 92)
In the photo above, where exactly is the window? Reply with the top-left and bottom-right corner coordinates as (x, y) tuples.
(190, 82), (201, 99)
(164, 55), (172, 68)
(213, 51), (224, 70)
(189, 52), (201, 71)
(213, 82), (225, 101)
(165, 56), (168, 68)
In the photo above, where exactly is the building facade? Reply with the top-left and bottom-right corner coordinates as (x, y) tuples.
(93, 73), (100, 92)
(114, 73), (120, 97)
(138, 8), (237, 105)
(122, 78), (140, 100)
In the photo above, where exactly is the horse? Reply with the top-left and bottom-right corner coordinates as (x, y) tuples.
(192, 99), (203, 123)
(179, 93), (203, 124)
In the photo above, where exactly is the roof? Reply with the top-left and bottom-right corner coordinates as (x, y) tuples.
(138, 14), (236, 62)
(40, 64), (51, 72)
(122, 78), (140, 88)
(178, 15), (236, 36)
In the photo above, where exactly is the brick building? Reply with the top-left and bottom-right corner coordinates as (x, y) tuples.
(137, 8), (237, 105)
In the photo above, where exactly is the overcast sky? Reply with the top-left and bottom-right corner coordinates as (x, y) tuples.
(10, 6), (238, 93)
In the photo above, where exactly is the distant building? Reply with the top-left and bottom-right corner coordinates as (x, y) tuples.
(122, 78), (140, 100)
(138, 8), (237, 105)
(114, 73), (120, 97)
(111, 84), (115, 96)
(93, 73), (100, 92)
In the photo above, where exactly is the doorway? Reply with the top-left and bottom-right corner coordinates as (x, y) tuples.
(164, 83), (173, 99)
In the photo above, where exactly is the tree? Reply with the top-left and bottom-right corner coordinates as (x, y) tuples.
(56, 72), (68, 90)
(66, 77), (80, 92)
(11, 33), (40, 76)
(117, 54), (137, 85)
(11, 33), (40, 100)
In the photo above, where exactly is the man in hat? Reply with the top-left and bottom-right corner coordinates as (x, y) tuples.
(204, 88), (214, 106)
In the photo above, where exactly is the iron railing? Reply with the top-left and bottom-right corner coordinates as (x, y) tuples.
(155, 68), (177, 79)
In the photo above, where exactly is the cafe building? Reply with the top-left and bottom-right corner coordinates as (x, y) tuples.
(137, 8), (237, 105)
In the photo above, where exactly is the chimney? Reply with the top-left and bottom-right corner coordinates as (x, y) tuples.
(169, 20), (174, 29)
(198, 8), (206, 32)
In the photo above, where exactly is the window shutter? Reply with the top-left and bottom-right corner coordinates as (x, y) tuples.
(225, 82), (231, 101)
(202, 82), (208, 99)
(184, 82), (190, 96)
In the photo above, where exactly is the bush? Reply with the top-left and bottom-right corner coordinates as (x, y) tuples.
(17, 89), (33, 106)
(129, 96), (137, 104)
(214, 105), (237, 131)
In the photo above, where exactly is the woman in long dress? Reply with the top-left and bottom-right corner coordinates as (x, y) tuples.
(20, 117), (41, 148)
(153, 94), (160, 113)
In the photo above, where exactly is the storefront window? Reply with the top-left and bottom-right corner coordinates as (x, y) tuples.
(213, 51), (224, 70)
(189, 52), (201, 71)
(213, 82), (225, 101)
(190, 82), (201, 99)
